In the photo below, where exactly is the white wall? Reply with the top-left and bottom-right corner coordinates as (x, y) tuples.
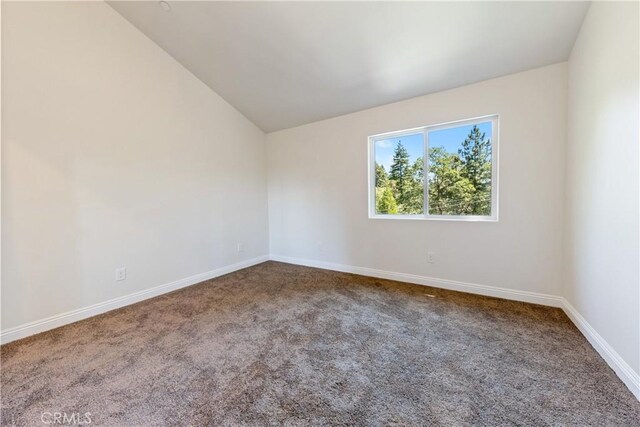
(565, 1), (639, 382)
(1, 1), (268, 330)
(267, 63), (567, 297)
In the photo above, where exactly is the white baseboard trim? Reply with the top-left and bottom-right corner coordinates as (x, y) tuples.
(270, 254), (639, 400)
(560, 298), (640, 400)
(3, 253), (637, 400)
(0, 255), (269, 345)
(269, 254), (563, 307)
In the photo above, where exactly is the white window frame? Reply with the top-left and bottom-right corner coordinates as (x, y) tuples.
(368, 114), (499, 222)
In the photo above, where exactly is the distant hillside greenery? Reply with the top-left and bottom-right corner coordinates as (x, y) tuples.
(375, 125), (492, 216)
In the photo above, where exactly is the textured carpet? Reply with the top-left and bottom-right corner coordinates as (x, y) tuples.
(1, 261), (638, 426)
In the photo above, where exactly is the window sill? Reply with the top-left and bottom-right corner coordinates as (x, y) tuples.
(369, 214), (498, 222)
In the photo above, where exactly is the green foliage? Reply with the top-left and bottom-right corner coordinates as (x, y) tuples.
(375, 126), (492, 217)
(376, 142), (424, 215)
(389, 142), (411, 200)
(428, 147), (475, 215)
(402, 156), (424, 214)
(458, 125), (492, 215)
(376, 186), (398, 214)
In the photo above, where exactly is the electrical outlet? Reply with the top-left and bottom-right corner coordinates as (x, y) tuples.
(427, 251), (435, 264)
(115, 267), (127, 281)
(237, 243), (244, 253)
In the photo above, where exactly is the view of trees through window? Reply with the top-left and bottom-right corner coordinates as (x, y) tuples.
(374, 120), (494, 217)
(374, 133), (424, 215)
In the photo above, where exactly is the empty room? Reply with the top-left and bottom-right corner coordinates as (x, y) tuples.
(1, 0), (639, 425)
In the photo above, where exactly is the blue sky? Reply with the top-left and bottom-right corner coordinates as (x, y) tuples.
(375, 121), (492, 171)
(375, 133), (423, 172)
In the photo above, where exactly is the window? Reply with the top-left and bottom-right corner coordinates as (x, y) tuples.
(369, 115), (498, 221)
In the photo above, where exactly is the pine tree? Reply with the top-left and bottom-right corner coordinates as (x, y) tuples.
(389, 142), (411, 202)
(458, 126), (492, 215)
(375, 163), (388, 188)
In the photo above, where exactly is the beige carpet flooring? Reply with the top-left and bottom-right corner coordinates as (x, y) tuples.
(1, 261), (638, 426)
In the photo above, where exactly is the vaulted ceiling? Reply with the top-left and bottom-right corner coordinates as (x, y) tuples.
(109, 1), (590, 132)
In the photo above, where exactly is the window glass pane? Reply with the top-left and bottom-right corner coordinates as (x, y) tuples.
(428, 121), (492, 216)
(374, 133), (424, 215)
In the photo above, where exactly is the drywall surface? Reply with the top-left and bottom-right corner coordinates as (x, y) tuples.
(108, 1), (589, 132)
(1, 1), (268, 330)
(565, 2), (640, 379)
(267, 63), (567, 296)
